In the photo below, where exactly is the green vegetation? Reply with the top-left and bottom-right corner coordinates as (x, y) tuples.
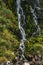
(0, 0), (43, 62)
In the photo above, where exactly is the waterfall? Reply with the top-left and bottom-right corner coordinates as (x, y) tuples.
(34, 0), (40, 10)
(30, 0), (41, 36)
(16, 0), (26, 41)
(34, 0), (40, 7)
(16, 0), (26, 60)
(16, 0), (30, 65)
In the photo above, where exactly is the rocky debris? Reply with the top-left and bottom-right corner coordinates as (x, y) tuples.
(0, 55), (43, 65)
(30, 55), (43, 65)
(25, 54), (43, 65)
(0, 61), (13, 65)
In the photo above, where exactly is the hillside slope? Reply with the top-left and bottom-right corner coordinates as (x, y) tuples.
(0, 0), (43, 63)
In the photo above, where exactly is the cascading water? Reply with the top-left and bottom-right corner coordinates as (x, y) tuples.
(17, 0), (26, 59)
(34, 0), (40, 10)
(16, 0), (30, 65)
(16, 0), (26, 41)
(30, 0), (41, 36)
(34, 0), (40, 7)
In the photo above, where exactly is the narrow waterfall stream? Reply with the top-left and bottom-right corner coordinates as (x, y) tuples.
(16, 0), (26, 40)
(30, 0), (41, 36)
(34, 0), (40, 7)
(16, 0), (25, 63)
(30, 6), (41, 36)
(16, 0), (30, 65)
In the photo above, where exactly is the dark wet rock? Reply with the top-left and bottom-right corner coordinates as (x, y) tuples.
(12, 58), (17, 65)
(25, 55), (33, 62)
(35, 55), (38, 61)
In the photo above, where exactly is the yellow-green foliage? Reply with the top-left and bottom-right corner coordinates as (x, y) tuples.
(25, 36), (43, 56)
(5, 50), (15, 61)
(0, 1), (19, 61)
